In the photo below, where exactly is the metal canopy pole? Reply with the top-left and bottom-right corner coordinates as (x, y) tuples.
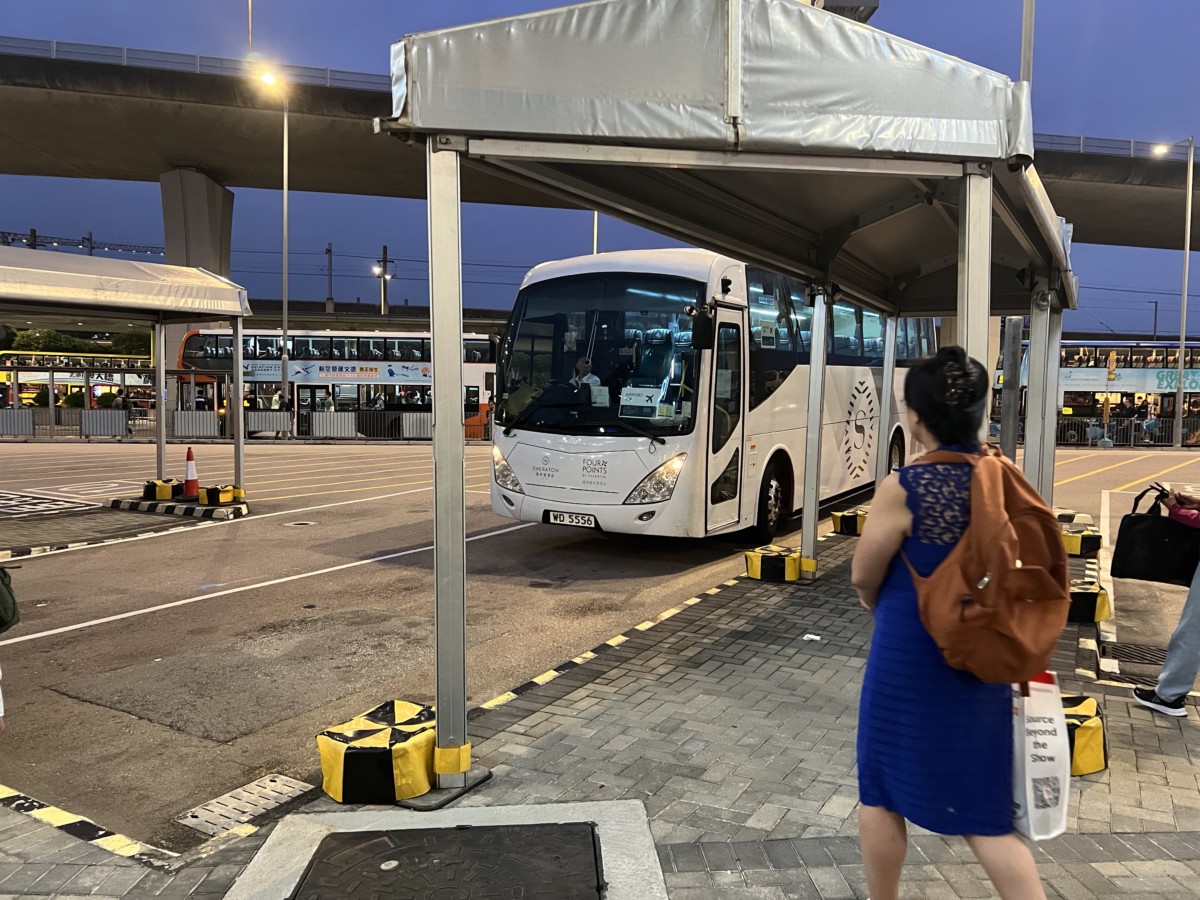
(1173, 137), (1194, 447)
(1039, 307), (1063, 505)
(232, 316), (246, 490)
(956, 165), (993, 379)
(1000, 316), (1024, 461)
(799, 287), (830, 580)
(47, 370), (56, 440)
(416, 135), (488, 804)
(1022, 283), (1053, 498)
(155, 319), (167, 478)
(873, 312), (899, 486)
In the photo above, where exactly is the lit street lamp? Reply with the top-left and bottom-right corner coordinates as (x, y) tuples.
(1155, 138), (1195, 447)
(256, 68), (291, 429)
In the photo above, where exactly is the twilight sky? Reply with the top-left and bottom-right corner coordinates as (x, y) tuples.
(3, 1), (1198, 336)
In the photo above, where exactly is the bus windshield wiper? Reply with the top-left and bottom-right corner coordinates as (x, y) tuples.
(596, 419), (667, 445)
(501, 400), (581, 437)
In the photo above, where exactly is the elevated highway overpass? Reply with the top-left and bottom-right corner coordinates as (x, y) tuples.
(0, 36), (1195, 267)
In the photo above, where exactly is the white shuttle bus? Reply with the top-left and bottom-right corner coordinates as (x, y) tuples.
(490, 249), (935, 539)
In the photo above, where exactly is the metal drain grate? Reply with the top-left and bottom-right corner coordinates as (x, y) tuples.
(175, 774), (314, 836)
(1101, 642), (1169, 665)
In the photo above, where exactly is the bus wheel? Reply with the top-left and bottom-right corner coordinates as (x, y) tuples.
(887, 433), (905, 473)
(753, 464), (786, 543)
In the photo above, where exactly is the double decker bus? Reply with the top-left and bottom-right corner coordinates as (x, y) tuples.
(993, 339), (1200, 444)
(178, 329), (497, 437)
(489, 249), (935, 539)
(1, 350), (153, 407)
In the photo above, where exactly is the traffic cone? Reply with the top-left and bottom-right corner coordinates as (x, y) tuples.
(180, 447), (200, 501)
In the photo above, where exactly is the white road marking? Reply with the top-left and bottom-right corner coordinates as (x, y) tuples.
(0, 522), (536, 646)
(4, 486), (440, 561)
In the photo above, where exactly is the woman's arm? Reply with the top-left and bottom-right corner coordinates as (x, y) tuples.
(850, 472), (913, 611)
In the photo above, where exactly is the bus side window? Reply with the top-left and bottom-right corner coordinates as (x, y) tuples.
(895, 320), (910, 361)
(829, 301), (862, 364)
(747, 267), (799, 410)
(861, 309), (884, 365)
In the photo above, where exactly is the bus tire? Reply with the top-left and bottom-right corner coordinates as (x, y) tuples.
(887, 432), (905, 474)
(753, 462), (787, 543)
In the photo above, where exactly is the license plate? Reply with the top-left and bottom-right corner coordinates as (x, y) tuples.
(548, 511), (596, 528)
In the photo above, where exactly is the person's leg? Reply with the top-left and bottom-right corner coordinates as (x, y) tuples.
(858, 804), (907, 900)
(1157, 561), (1200, 702)
(965, 833), (1046, 900)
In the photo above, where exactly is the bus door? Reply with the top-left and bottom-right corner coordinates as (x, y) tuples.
(706, 311), (746, 532)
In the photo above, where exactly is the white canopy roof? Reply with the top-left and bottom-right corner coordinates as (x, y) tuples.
(392, 0), (1032, 161)
(0, 245), (250, 325)
(387, 0), (1075, 315)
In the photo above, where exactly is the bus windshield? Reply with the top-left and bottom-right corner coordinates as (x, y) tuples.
(496, 272), (705, 436)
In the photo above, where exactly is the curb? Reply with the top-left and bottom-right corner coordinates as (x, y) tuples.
(0, 783), (176, 868)
(0, 519), (203, 561)
(104, 499), (249, 520)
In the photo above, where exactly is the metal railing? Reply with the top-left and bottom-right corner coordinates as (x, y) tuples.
(0, 35), (391, 91)
(1034, 132), (1192, 163)
(993, 416), (1200, 448)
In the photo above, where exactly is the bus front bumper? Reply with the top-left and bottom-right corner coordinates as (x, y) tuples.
(490, 487), (694, 537)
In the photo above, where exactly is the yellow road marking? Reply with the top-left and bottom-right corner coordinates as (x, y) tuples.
(1114, 456), (1200, 492)
(1051, 452), (1104, 466)
(1053, 454), (1153, 487)
(29, 806), (82, 827)
(93, 834), (143, 857)
(480, 692), (518, 709)
(256, 484), (434, 503)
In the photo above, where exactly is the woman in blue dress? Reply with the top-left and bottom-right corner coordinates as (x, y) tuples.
(851, 347), (1045, 900)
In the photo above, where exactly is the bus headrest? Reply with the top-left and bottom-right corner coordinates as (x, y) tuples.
(645, 328), (671, 345)
(625, 329), (643, 343)
(673, 331), (692, 348)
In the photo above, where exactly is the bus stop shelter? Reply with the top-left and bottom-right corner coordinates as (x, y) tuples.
(385, 0), (1078, 796)
(0, 245), (252, 484)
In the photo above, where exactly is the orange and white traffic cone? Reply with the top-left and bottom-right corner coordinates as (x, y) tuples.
(180, 447), (200, 501)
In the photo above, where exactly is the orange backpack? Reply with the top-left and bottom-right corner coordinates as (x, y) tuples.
(903, 445), (1070, 684)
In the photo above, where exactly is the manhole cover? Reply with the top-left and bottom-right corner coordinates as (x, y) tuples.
(292, 822), (606, 899)
(284, 521), (316, 527)
(1101, 643), (1168, 665)
(176, 774), (314, 836)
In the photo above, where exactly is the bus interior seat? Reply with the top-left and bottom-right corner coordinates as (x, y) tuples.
(625, 328), (644, 344)
(673, 331), (692, 349)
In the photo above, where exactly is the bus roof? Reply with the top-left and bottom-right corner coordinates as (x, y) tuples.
(521, 248), (739, 290)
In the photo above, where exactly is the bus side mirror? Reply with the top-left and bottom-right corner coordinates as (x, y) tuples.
(690, 311), (716, 350)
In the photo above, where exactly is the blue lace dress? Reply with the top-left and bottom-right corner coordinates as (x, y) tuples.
(856, 447), (1013, 836)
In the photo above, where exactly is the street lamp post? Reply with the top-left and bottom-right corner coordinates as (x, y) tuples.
(1157, 139), (1195, 447)
(258, 70), (290, 432)
(373, 245), (392, 315)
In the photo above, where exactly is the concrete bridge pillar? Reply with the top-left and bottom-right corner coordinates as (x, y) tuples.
(160, 168), (235, 416)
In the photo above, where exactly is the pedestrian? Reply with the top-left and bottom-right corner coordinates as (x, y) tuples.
(569, 356), (600, 388)
(271, 387), (285, 439)
(1134, 490), (1200, 717)
(111, 389), (133, 438)
(851, 346), (1046, 900)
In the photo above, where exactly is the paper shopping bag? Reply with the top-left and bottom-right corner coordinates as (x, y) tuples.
(1012, 672), (1070, 840)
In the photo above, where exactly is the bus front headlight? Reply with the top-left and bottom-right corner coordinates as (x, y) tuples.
(492, 445), (524, 494)
(624, 454), (686, 504)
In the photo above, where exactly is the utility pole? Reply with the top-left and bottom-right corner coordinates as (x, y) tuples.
(1020, 0), (1035, 83)
(28, 228), (37, 250)
(84, 232), (94, 256)
(326, 243), (334, 302)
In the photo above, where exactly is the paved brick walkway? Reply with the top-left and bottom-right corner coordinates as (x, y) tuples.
(0, 506), (202, 559)
(4, 535), (1200, 897)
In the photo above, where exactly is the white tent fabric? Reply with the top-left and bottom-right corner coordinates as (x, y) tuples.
(392, 0), (1032, 161)
(0, 245), (250, 320)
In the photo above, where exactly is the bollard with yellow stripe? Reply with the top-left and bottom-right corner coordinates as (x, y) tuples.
(745, 544), (811, 582)
(1062, 694), (1108, 776)
(142, 479), (183, 501)
(1061, 526), (1102, 557)
(317, 700), (437, 803)
(831, 508), (869, 536)
(1068, 579), (1112, 623)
